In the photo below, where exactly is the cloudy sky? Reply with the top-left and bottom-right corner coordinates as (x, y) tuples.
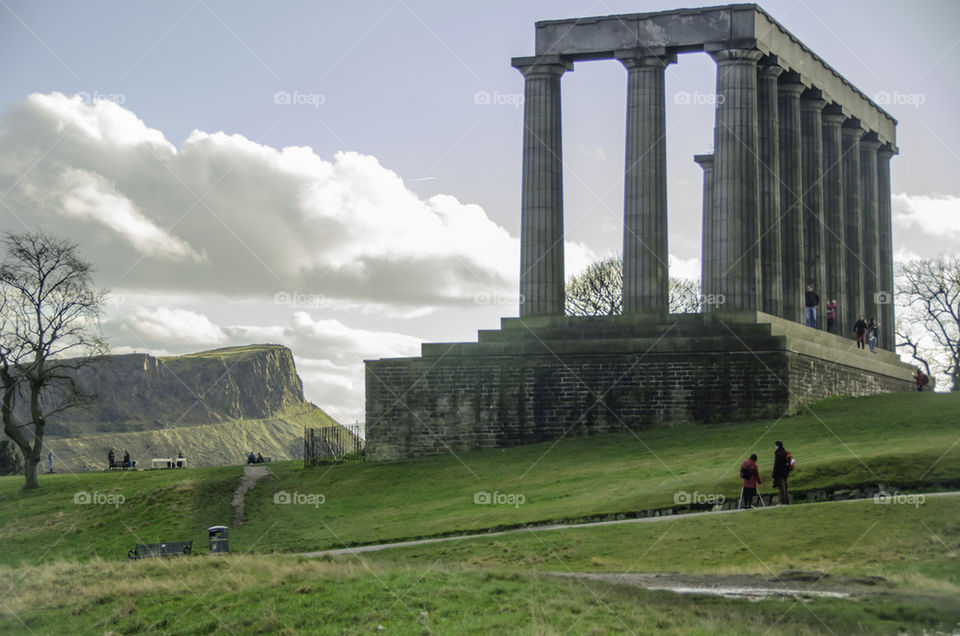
(1, 0), (958, 423)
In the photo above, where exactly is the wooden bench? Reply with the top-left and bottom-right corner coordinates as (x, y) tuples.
(108, 459), (135, 470)
(128, 540), (193, 560)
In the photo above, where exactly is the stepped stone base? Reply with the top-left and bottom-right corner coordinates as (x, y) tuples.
(364, 311), (915, 461)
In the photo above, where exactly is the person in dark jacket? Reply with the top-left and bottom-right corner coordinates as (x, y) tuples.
(739, 453), (762, 509)
(773, 441), (790, 505)
(853, 316), (868, 349)
(804, 284), (819, 328)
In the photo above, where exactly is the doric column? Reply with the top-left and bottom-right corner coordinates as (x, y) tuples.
(777, 75), (805, 323)
(757, 61), (783, 317)
(841, 121), (864, 332)
(800, 89), (826, 329)
(821, 105), (846, 335)
(617, 50), (676, 314)
(695, 154), (715, 305)
(877, 143), (897, 351)
(859, 132), (881, 328)
(512, 55), (573, 317)
(709, 48), (763, 310)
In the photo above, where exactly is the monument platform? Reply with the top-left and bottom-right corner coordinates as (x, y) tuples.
(365, 311), (915, 461)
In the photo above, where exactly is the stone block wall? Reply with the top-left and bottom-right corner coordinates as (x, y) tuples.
(365, 315), (915, 461)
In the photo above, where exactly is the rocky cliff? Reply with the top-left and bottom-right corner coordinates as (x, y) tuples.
(32, 344), (345, 471)
(43, 344), (311, 438)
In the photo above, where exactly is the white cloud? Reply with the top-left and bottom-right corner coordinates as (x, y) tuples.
(893, 192), (960, 237)
(59, 168), (204, 262)
(112, 307), (228, 348)
(0, 92), (561, 309)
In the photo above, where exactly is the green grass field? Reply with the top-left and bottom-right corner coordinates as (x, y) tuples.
(1, 392), (958, 633)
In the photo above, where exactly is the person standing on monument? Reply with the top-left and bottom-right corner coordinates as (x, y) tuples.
(853, 316), (868, 349)
(867, 318), (879, 353)
(805, 284), (820, 328)
(739, 453), (762, 509)
(773, 441), (791, 505)
(826, 299), (838, 333)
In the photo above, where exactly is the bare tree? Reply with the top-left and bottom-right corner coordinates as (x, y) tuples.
(895, 255), (960, 391)
(669, 277), (702, 314)
(566, 256), (622, 316)
(565, 256), (702, 316)
(0, 232), (107, 489)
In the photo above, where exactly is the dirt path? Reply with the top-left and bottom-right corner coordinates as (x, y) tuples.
(300, 491), (959, 558)
(548, 570), (892, 600)
(233, 464), (270, 527)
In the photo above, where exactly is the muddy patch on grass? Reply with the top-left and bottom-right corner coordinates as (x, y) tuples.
(550, 570), (891, 601)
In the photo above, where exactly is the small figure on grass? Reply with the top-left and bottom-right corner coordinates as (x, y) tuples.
(739, 453), (762, 509)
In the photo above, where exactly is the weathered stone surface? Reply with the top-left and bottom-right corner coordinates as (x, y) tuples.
(876, 144), (896, 351)
(778, 76), (805, 323)
(618, 51), (674, 314)
(821, 107), (847, 335)
(512, 55), (573, 317)
(366, 314), (913, 461)
(533, 5), (896, 145)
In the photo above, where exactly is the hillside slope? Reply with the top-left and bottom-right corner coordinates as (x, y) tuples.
(41, 344), (309, 437)
(32, 344), (344, 471)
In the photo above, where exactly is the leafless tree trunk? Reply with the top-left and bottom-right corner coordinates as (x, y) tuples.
(0, 232), (107, 489)
(895, 255), (960, 391)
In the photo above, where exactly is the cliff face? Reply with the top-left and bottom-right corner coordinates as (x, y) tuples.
(42, 344), (309, 438)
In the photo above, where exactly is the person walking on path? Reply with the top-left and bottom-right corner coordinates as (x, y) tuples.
(739, 454), (762, 509)
(853, 316), (868, 349)
(867, 318), (879, 353)
(826, 299), (838, 333)
(773, 441), (791, 505)
(805, 284), (820, 328)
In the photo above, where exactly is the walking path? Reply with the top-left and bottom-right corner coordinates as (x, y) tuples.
(300, 491), (959, 558)
(233, 464), (270, 527)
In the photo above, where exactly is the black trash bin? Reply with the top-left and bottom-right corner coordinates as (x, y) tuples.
(208, 525), (228, 554)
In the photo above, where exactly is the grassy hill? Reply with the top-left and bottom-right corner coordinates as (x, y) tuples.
(1, 392), (958, 633)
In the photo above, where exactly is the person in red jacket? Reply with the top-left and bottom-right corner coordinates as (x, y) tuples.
(739, 453), (762, 509)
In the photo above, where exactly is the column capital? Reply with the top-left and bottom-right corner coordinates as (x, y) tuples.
(759, 64), (784, 79)
(822, 105), (846, 127)
(511, 54), (573, 77)
(842, 118), (864, 138)
(860, 131), (882, 152)
(877, 143), (898, 159)
(777, 72), (805, 96)
(800, 88), (826, 110)
(694, 153), (714, 168)
(709, 48), (764, 64)
(614, 49), (676, 69)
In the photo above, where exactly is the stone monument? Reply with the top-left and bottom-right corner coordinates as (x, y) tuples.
(365, 4), (914, 461)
